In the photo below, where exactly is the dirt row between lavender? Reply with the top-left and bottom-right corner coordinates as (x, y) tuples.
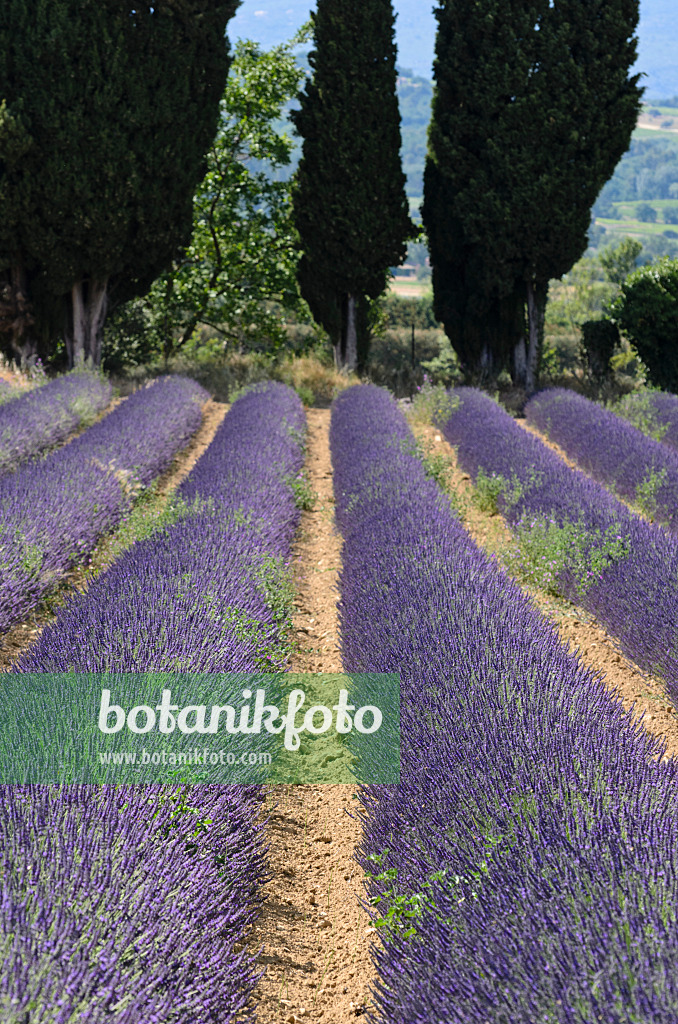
(413, 421), (678, 760)
(0, 398), (228, 670)
(253, 408), (375, 1024)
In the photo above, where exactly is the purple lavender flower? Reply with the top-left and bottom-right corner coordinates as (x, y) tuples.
(441, 387), (678, 707)
(332, 384), (678, 1023)
(3, 382), (306, 1022)
(0, 370), (112, 476)
(526, 387), (678, 532)
(0, 375), (207, 635)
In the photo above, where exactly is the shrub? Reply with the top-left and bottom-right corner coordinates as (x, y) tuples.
(636, 202), (657, 222)
(579, 318), (620, 381)
(611, 256), (678, 391)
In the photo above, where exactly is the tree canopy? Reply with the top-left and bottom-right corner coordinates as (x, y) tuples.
(291, 0), (414, 372)
(0, 0), (238, 366)
(112, 34), (308, 368)
(611, 256), (678, 390)
(423, 0), (643, 391)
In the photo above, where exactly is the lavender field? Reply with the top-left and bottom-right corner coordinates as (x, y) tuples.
(3, 371), (678, 1024)
(2, 2), (672, 1019)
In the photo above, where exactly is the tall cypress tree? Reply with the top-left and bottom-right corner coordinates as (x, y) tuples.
(0, 0), (238, 366)
(423, 0), (642, 392)
(291, 0), (414, 372)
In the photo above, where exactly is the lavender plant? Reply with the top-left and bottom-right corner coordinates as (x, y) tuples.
(4, 383), (306, 1021)
(19, 382), (304, 673)
(0, 375), (207, 634)
(441, 387), (678, 707)
(0, 369), (111, 475)
(332, 384), (678, 1023)
(526, 387), (678, 530)
(0, 378), (16, 404)
(616, 389), (678, 450)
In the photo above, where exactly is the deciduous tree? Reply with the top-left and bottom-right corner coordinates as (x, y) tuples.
(611, 256), (678, 390)
(139, 35), (307, 364)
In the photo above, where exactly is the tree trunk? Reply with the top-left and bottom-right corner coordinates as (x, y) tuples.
(479, 342), (493, 378)
(513, 336), (527, 388)
(0, 265), (37, 364)
(335, 292), (358, 373)
(66, 278), (109, 367)
(525, 281), (547, 395)
(345, 293), (358, 372)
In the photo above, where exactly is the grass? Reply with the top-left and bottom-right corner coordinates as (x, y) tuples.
(389, 279), (429, 298)
(597, 218), (675, 237)
(633, 126), (678, 142)
(641, 104), (678, 117)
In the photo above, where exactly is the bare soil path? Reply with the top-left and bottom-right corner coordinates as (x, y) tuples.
(253, 409), (376, 1024)
(0, 399), (227, 670)
(413, 422), (678, 760)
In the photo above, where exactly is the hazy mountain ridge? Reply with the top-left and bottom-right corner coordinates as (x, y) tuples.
(231, 0), (677, 97)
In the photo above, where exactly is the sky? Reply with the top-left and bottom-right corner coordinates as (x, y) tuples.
(230, 0), (678, 98)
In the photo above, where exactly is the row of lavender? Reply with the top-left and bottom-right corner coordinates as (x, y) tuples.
(0, 369), (112, 476)
(525, 387), (678, 531)
(441, 388), (678, 707)
(617, 389), (678, 452)
(332, 384), (678, 1024)
(0, 374), (206, 634)
(3, 383), (306, 1022)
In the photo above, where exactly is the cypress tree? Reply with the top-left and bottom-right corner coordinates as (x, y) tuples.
(0, 1), (238, 366)
(291, 0), (414, 373)
(423, 0), (642, 392)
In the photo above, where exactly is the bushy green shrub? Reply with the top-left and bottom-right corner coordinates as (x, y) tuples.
(580, 319), (620, 382)
(611, 257), (678, 390)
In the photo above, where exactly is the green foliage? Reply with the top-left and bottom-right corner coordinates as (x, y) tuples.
(380, 293), (439, 331)
(108, 35), (308, 369)
(635, 466), (669, 520)
(423, 0), (642, 387)
(610, 256), (678, 390)
(613, 390), (669, 441)
(410, 377), (457, 425)
(0, 0), (238, 363)
(291, 0), (415, 370)
(365, 852), (485, 942)
(509, 515), (631, 598)
(599, 238), (644, 286)
(473, 470), (507, 516)
(420, 448), (450, 491)
(580, 319), (620, 382)
(546, 256), (616, 331)
(420, 336), (462, 386)
(636, 202), (658, 223)
(471, 465), (533, 517)
(253, 555), (296, 630)
(287, 470), (316, 511)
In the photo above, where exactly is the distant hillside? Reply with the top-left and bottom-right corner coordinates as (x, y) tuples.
(230, 0), (678, 97)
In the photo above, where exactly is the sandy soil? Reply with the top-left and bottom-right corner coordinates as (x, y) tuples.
(253, 409), (376, 1023)
(0, 399), (227, 670)
(413, 423), (678, 760)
